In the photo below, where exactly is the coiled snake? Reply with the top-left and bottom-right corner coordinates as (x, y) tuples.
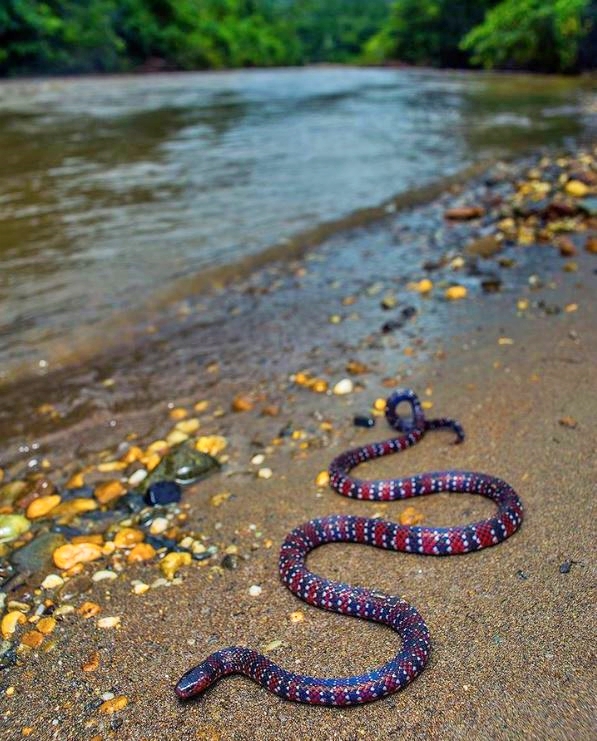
(175, 389), (523, 705)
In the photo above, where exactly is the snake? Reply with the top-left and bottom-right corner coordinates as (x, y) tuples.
(175, 388), (523, 706)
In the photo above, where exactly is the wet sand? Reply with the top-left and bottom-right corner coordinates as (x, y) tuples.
(1, 159), (596, 740)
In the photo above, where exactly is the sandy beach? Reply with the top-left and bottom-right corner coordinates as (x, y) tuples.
(1, 151), (596, 740)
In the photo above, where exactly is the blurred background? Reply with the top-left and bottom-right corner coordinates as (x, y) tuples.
(0, 1), (596, 381)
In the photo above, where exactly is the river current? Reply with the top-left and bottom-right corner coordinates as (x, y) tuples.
(0, 67), (595, 379)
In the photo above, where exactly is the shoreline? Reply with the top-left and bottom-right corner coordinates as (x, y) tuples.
(0, 147), (596, 739)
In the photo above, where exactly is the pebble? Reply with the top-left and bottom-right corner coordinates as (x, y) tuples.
(408, 278), (433, 294)
(11, 532), (66, 573)
(399, 506), (424, 526)
(0, 514), (31, 544)
(78, 601), (101, 618)
(315, 471), (330, 488)
(146, 480), (182, 506)
(53, 543), (103, 570)
(289, 611), (305, 623)
(36, 617), (56, 635)
(41, 574), (64, 590)
(251, 454), (265, 465)
(257, 468), (273, 480)
(128, 469), (148, 487)
(143, 444), (219, 489)
(99, 695), (128, 714)
(174, 418), (200, 434)
(149, 517), (169, 535)
(160, 551), (192, 580)
(127, 543), (156, 562)
(1, 611), (27, 640)
(132, 581), (150, 595)
(248, 585), (262, 597)
(195, 436), (228, 457)
(94, 480), (126, 505)
(565, 180), (589, 197)
(21, 630), (44, 648)
(113, 527), (144, 548)
(444, 205), (485, 220)
(97, 616), (121, 629)
(445, 285), (468, 300)
(25, 494), (61, 519)
(232, 394), (253, 412)
(210, 492), (231, 507)
(92, 570), (118, 582)
(333, 378), (354, 395)
(354, 415), (375, 428)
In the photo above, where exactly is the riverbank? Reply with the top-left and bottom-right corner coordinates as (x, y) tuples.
(1, 148), (596, 739)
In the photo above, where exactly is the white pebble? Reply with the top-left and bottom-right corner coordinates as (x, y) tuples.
(249, 585), (262, 597)
(41, 574), (64, 590)
(132, 582), (150, 595)
(333, 378), (354, 395)
(97, 616), (121, 629)
(53, 605), (75, 617)
(251, 454), (265, 465)
(149, 517), (169, 535)
(257, 467), (272, 480)
(128, 468), (148, 486)
(101, 691), (115, 701)
(92, 570), (117, 582)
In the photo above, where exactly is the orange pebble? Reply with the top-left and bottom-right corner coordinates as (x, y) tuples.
(36, 617), (57, 635)
(99, 695), (128, 714)
(113, 528), (144, 548)
(26, 494), (61, 519)
(127, 543), (156, 562)
(20, 630), (44, 649)
(78, 601), (101, 619)
(399, 506), (424, 526)
(94, 480), (126, 505)
(53, 543), (103, 570)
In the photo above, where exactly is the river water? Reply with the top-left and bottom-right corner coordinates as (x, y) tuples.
(0, 67), (595, 381)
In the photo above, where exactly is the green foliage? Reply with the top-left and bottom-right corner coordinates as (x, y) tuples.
(0, 0), (594, 75)
(363, 0), (499, 67)
(292, 0), (391, 63)
(461, 0), (593, 72)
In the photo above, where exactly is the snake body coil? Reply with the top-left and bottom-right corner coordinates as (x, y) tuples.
(175, 389), (523, 706)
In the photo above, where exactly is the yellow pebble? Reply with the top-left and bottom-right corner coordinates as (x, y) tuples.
(311, 379), (329, 393)
(373, 398), (386, 412)
(289, 611), (305, 623)
(195, 435), (227, 456)
(20, 630), (44, 649)
(1, 611), (27, 639)
(94, 480), (126, 505)
(399, 506), (424, 526)
(169, 407), (188, 421)
(166, 429), (189, 446)
(99, 695), (128, 714)
(421, 400), (433, 410)
(210, 492), (231, 507)
(146, 439), (169, 455)
(26, 494), (61, 519)
(120, 446), (144, 464)
(127, 543), (157, 562)
(113, 528), (144, 549)
(78, 601), (101, 619)
(565, 179), (589, 197)
(66, 472), (85, 488)
(160, 551), (192, 580)
(53, 543), (103, 570)
(52, 498), (97, 519)
(193, 400), (209, 412)
(96, 461), (127, 473)
(175, 418), (200, 434)
(315, 471), (330, 488)
(36, 617), (57, 635)
(445, 285), (468, 301)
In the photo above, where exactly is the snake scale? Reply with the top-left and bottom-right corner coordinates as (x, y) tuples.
(175, 388), (523, 706)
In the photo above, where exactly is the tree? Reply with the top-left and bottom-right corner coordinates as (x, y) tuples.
(362, 0), (498, 67)
(461, 0), (593, 73)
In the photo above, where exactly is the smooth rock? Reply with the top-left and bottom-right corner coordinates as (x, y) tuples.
(354, 415), (375, 428)
(145, 481), (182, 506)
(0, 515), (31, 544)
(11, 533), (66, 574)
(140, 444), (219, 492)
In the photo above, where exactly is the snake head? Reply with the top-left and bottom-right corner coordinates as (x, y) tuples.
(175, 660), (219, 700)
